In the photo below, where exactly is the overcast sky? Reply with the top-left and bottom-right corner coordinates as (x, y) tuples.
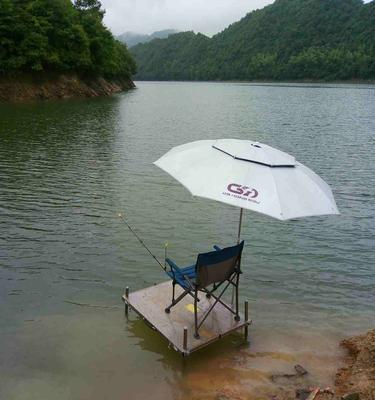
(100, 0), (275, 36)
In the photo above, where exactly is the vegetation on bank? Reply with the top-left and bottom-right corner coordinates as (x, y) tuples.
(0, 0), (136, 79)
(131, 0), (375, 81)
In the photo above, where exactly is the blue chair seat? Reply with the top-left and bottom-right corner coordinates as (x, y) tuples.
(166, 263), (196, 289)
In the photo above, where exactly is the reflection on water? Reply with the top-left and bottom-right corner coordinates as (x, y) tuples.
(0, 82), (374, 399)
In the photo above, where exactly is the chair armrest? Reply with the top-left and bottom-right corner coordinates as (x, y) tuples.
(166, 258), (195, 289)
(165, 258), (184, 274)
(213, 245), (222, 251)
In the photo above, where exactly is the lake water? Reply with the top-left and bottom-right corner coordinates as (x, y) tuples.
(0, 81), (374, 399)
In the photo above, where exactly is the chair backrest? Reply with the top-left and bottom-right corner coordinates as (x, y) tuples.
(195, 241), (244, 289)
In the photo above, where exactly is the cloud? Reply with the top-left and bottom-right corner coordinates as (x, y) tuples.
(100, 0), (274, 36)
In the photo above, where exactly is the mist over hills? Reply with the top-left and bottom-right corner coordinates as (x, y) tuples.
(117, 29), (178, 48)
(131, 0), (375, 81)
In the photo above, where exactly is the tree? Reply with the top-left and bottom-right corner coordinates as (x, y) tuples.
(74, 0), (103, 15)
(0, 0), (135, 79)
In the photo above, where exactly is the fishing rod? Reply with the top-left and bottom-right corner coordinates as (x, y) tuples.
(118, 213), (166, 271)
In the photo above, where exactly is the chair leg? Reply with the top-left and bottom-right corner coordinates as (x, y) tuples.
(196, 279), (232, 331)
(166, 281), (175, 313)
(165, 288), (190, 313)
(234, 273), (240, 321)
(194, 286), (200, 339)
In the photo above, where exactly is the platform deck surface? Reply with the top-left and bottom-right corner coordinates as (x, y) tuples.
(122, 281), (250, 355)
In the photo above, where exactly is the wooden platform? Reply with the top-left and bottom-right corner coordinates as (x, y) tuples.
(122, 281), (251, 356)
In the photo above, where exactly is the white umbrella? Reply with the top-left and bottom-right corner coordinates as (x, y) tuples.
(154, 139), (339, 239)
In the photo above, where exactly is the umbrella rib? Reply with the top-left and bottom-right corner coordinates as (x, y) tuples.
(212, 145), (235, 159)
(212, 145), (295, 168)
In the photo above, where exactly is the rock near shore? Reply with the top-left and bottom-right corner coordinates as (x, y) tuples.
(289, 329), (374, 400)
(0, 73), (135, 102)
(335, 329), (375, 400)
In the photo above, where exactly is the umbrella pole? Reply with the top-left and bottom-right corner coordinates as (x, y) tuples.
(237, 208), (244, 244)
(232, 208), (244, 308)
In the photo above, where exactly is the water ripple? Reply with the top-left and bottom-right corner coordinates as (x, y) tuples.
(0, 82), (374, 338)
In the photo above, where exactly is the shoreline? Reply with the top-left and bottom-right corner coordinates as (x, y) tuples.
(194, 329), (375, 400)
(0, 73), (135, 102)
(134, 79), (375, 86)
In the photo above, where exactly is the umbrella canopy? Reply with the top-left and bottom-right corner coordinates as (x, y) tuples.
(154, 139), (339, 221)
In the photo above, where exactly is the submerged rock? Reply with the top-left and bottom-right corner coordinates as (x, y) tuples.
(295, 365), (309, 376)
(271, 364), (309, 383)
(341, 394), (360, 400)
(296, 388), (312, 400)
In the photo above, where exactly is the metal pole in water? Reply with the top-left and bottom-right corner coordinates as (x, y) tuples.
(125, 286), (129, 316)
(183, 327), (188, 352)
(244, 300), (249, 340)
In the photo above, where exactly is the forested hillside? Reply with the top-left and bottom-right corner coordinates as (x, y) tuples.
(0, 0), (136, 79)
(132, 0), (375, 81)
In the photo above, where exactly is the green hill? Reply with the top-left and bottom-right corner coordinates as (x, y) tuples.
(131, 0), (375, 81)
(0, 0), (136, 80)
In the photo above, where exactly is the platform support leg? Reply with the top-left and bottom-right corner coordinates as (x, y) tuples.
(234, 273), (240, 321)
(244, 300), (249, 340)
(125, 286), (129, 317)
(183, 326), (188, 353)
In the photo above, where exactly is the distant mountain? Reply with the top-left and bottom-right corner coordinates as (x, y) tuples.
(131, 0), (375, 81)
(117, 29), (179, 48)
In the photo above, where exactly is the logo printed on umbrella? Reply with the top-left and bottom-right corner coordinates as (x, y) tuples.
(223, 183), (260, 204)
(227, 184), (258, 198)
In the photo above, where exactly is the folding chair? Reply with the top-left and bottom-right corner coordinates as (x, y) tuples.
(164, 241), (244, 339)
